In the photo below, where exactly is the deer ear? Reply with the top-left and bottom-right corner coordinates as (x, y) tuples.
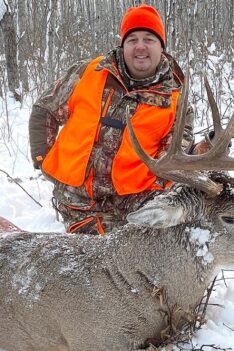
(127, 194), (186, 228)
(127, 185), (205, 228)
(127, 204), (184, 228)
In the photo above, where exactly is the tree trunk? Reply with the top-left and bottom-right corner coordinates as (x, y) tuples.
(47, 0), (58, 84)
(17, 0), (29, 92)
(0, 4), (20, 100)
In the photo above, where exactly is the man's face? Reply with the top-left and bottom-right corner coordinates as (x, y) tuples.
(123, 31), (163, 79)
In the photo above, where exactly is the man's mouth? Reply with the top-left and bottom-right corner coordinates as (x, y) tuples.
(135, 55), (148, 59)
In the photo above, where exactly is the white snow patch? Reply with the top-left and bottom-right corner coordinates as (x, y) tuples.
(189, 227), (214, 264)
(12, 265), (43, 304)
(190, 227), (211, 245)
(131, 288), (139, 294)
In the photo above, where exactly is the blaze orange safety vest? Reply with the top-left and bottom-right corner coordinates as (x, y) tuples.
(42, 56), (180, 196)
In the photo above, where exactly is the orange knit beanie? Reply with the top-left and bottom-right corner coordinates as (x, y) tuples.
(120, 4), (166, 48)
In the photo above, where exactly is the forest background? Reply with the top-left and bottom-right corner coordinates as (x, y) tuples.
(0, 0), (233, 120)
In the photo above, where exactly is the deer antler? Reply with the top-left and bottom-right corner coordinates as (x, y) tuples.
(125, 72), (234, 197)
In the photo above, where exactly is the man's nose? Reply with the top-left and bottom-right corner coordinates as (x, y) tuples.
(135, 40), (146, 50)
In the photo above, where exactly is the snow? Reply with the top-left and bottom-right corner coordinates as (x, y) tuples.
(0, 71), (234, 349)
(0, 94), (64, 233)
(189, 227), (215, 265)
(208, 43), (216, 54)
(193, 272), (234, 348)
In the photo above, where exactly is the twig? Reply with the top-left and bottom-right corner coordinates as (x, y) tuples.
(223, 323), (234, 332)
(220, 269), (234, 288)
(193, 345), (232, 351)
(200, 276), (217, 321)
(0, 168), (42, 208)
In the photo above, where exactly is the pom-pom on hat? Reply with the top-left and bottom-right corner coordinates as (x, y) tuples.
(120, 4), (166, 48)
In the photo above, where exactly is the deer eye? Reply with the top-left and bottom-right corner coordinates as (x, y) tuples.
(221, 216), (234, 224)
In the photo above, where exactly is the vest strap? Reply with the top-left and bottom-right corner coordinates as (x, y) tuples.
(100, 116), (126, 131)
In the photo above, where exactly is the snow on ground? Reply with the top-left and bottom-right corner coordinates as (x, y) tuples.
(0, 94), (64, 233)
(0, 69), (234, 350)
(192, 271), (234, 349)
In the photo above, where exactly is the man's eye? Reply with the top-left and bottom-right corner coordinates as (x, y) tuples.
(146, 38), (156, 43)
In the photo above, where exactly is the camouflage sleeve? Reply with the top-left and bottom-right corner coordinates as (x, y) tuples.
(157, 105), (194, 159)
(29, 59), (90, 168)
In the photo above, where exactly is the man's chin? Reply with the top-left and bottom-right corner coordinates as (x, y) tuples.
(132, 67), (151, 79)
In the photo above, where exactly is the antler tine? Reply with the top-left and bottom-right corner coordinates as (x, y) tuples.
(125, 101), (223, 196)
(125, 68), (190, 174)
(204, 75), (223, 135)
(167, 67), (190, 155)
(207, 112), (234, 157)
(125, 105), (157, 172)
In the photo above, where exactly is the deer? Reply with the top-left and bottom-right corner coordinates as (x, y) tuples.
(0, 75), (234, 351)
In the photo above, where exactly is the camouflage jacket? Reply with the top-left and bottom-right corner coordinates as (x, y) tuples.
(29, 47), (194, 204)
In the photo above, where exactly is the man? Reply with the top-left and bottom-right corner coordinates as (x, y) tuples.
(29, 4), (194, 234)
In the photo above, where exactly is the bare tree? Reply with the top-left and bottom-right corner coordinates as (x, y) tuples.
(0, 0), (20, 100)
(47, 0), (58, 84)
(0, 0), (233, 104)
(17, 0), (29, 92)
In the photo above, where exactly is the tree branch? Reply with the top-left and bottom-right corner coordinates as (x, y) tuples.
(0, 168), (42, 208)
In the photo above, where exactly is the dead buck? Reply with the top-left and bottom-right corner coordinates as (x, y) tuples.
(0, 76), (234, 351)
